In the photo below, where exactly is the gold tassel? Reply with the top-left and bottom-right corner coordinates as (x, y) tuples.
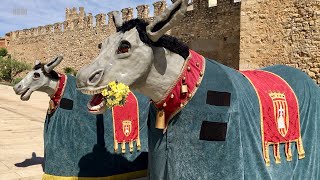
(297, 137), (305, 159)
(129, 141), (134, 153)
(47, 100), (55, 114)
(285, 142), (292, 161)
(155, 109), (165, 129)
(114, 140), (118, 153)
(49, 100), (55, 109)
(264, 143), (271, 166)
(121, 142), (126, 154)
(181, 84), (188, 93)
(273, 143), (281, 164)
(136, 138), (141, 151)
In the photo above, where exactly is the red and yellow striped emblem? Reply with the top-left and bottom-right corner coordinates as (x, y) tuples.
(269, 92), (289, 137)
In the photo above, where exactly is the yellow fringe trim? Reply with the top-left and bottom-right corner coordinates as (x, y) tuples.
(273, 143), (281, 164)
(136, 138), (141, 151)
(264, 143), (270, 166)
(285, 142), (292, 161)
(42, 170), (147, 180)
(121, 142), (126, 154)
(297, 136), (305, 159)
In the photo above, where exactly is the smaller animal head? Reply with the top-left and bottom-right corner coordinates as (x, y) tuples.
(13, 56), (63, 101)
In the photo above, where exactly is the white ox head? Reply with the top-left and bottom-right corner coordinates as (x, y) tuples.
(76, 0), (188, 114)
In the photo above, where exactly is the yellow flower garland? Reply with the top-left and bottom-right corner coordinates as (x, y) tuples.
(101, 81), (130, 108)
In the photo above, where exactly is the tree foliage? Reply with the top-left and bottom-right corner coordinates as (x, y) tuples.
(0, 48), (8, 57)
(0, 57), (31, 82)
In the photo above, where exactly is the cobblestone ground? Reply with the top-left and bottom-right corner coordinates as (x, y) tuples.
(0, 84), (49, 179)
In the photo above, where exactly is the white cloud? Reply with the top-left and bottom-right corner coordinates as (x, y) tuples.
(0, 0), (172, 37)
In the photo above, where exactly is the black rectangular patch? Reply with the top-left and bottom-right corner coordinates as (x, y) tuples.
(206, 91), (231, 106)
(59, 98), (73, 110)
(199, 121), (227, 141)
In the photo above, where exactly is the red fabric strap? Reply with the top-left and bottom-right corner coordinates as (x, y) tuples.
(154, 50), (205, 124)
(48, 74), (67, 113)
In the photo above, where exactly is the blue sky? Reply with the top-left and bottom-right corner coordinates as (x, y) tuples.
(0, 0), (172, 37)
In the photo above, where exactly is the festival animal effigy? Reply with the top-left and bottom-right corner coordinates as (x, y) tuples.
(13, 56), (150, 179)
(75, 0), (320, 179)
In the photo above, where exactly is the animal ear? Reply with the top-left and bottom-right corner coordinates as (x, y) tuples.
(44, 55), (63, 73)
(112, 11), (123, 29)
(34, 60), (40, 65)
(146, 0), (188, 42)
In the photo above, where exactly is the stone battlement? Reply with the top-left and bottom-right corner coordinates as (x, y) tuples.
(5, 0), (319, 84)
(9, 0), (240, 39)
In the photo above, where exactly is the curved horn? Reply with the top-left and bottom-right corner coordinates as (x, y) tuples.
(112, 11), (123, 29)
(146, 0), (188, 42)
(44, 55), (63, 73)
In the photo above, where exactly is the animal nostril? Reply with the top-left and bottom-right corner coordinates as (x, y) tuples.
(18, 85), (22, 89)
(88, 70), (104, 85)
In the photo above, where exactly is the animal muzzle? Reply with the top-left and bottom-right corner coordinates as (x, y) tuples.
(76, 66), (104, 89)
(13, 82), (23, 95)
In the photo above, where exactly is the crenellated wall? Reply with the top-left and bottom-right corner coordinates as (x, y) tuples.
(5, 0), (320, 84)
(8, 0), (240, 71)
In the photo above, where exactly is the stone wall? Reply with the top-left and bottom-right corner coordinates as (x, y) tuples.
(6, 0), (320, 84)
(7, 0), (241, 71)
(0, 39), (5, 48)
(171, 0), (241, 69)
(240, 0), (320, 84)
(8, 8), (118, 71)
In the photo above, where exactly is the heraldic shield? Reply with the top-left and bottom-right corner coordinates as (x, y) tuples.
(122, 120), (132, 137)
(269, 92), (289, 137)
(241, 70), (305, 166)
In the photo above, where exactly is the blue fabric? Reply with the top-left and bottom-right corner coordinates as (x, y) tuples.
(148, 59), (320, 180)
(43, 75), (150, 177)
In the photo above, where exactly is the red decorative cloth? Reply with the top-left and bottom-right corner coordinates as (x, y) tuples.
(241, 70), (305, 166)
(153, 50), (205, 130)
(112, 92), (140, 153)
(48, 73), (67, 114)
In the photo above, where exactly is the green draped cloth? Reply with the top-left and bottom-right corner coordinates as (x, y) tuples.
(148, 58), (320, 179)
(43, 75), (150, 179)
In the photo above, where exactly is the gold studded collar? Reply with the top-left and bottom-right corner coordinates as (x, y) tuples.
(153, 50), (206, 130)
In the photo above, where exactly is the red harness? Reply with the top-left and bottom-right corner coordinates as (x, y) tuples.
(48, 74), (67, 114)
(153, 50), (206, 130)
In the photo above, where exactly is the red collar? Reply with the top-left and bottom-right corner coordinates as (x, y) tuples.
(153, 50), (205, 129)
(48, 74), (67, 114)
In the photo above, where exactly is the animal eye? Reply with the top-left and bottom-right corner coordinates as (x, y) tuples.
(117, 40), (131, 54)
(98, 43), (102, 49)
(33, 72), (40, 79)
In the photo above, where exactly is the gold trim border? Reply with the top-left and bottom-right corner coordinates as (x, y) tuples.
(42, 169), (147, 180)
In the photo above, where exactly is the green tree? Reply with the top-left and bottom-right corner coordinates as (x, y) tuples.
(0, 57), (31, 82)
(0, 48), (8, 57)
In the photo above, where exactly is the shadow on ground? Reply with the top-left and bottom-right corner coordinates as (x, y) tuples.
(15, 152), (45, 170)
